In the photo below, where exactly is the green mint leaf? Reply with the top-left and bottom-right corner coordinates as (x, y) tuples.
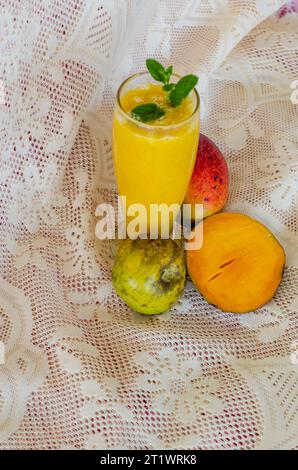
(165, 66), (173, 84)
(169, 74), (199, 107)
(146, 59), (173, 85)
(146, 59), (167, 83)
(163, 83), (175, 92)
(131, 103), (165, 123)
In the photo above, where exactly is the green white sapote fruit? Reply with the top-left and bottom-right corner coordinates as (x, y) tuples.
(112, 239), (186, 315)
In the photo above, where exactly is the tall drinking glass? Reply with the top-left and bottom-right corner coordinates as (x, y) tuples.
(113, 72), (200, 236)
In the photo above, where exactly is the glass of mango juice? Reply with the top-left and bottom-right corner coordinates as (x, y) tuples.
(113, 72), (200, 236)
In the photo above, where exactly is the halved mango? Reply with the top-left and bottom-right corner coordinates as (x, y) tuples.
(187, 213), (286, 313)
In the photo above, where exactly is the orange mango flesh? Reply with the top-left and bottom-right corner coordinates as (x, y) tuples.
(187, 213), (286, 313)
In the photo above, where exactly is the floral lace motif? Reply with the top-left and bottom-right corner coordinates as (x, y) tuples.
(256, 139), (298, 211)
(0, 0), (297, 450)
(134, 348), (224, 423)
(0, 277), (48, 442)
(8, 164), (67, 233)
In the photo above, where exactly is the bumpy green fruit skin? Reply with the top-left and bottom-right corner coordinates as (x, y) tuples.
(112, 239), (186, 315)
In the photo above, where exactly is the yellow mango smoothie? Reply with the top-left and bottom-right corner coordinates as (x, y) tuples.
(113, 71), (200, 235)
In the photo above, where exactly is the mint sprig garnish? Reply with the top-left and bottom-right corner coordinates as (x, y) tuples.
(129, 60), (199, 123)
(146, 59), (173, 85)
(131, 103), (165, 123)
(169, 74), (199, 107)
(146, 58), (198, 107)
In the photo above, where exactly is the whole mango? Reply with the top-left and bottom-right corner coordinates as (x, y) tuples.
(185, 134), (229, 221)
(112, 239), (186, 315)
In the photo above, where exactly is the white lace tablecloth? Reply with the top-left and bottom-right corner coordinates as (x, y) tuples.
(0, 0), (297, 450)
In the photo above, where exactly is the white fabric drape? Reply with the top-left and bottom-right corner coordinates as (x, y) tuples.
(0, 0), (297, 450)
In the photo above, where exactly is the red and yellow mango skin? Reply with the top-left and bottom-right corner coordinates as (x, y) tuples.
(185, 134), (229, 220)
